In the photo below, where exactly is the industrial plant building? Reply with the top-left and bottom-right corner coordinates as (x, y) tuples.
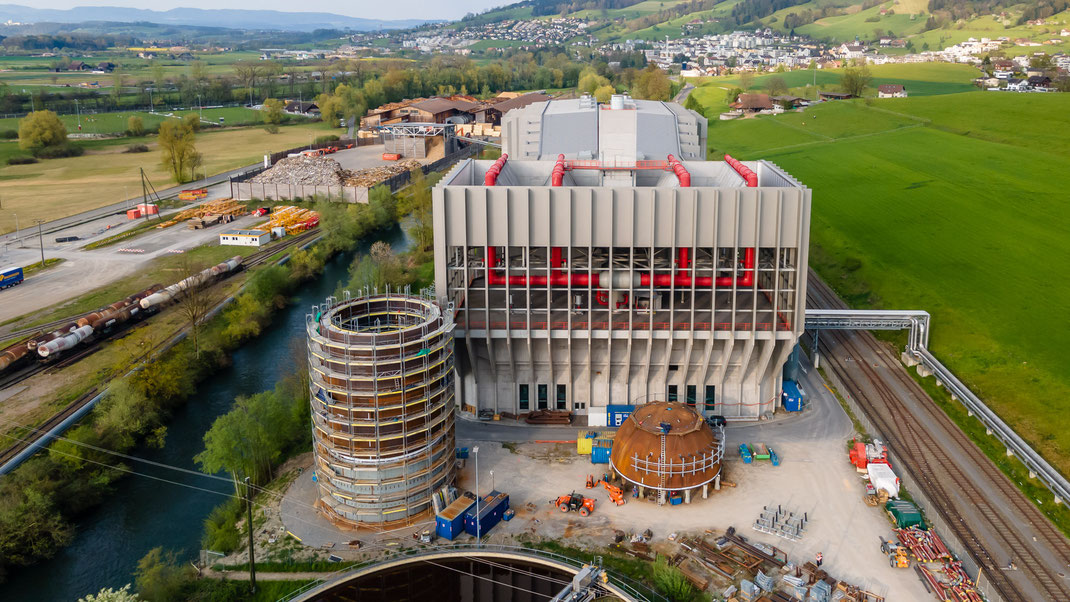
(306, 293), (456, 527)
(433, 95), (811, 423)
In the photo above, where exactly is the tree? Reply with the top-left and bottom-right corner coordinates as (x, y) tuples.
(683, 93), (703, 116)
(182, 113), (201, 133)
(404, 169), (433, 252)
(172, 258), (216, 356)
(766, 76), (789, 97)
(78, 585), (139, 602)
(262, 98), (285, 125)
(18, 110), (67, 151)
(593, 84), (616, 103)
(633, 65), (671, 101)
(134, 548), (190, 602)
(150, 60), (164, 86)
(577, 67), (610, 96)
(111, 64), (124, 103)
(738, 70), (755, 90)
(232, 61), (261, 105)
(127, 115), (144, 137)
(840, 63), (872, 97)
(158, 120), (200, 184)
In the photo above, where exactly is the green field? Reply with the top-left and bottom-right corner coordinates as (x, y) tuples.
(0, 107), (281, 135)
(687, 63), (980, 116)
(695, 89), (1070, 476)
(0, 119), (334, 234)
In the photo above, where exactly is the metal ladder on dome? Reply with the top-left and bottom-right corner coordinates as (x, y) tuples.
(659, 433), (667, 492)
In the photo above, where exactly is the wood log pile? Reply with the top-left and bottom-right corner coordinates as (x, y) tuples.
(344, 160), (422, 187)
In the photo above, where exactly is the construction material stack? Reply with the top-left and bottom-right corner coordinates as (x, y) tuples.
(263, 205), (320, 235)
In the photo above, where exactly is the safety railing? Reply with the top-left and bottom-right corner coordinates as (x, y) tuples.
(279, 543), (667, 602)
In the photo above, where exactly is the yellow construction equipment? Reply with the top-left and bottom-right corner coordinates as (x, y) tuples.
(880, 537), (911, 569)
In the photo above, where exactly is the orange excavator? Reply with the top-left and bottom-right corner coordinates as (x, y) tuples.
(554, 492), (596, 516)
(598, 479), (626, 506)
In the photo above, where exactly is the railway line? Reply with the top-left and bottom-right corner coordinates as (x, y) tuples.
(0, 231), (321, 470)
(807, 273), (1070, 601)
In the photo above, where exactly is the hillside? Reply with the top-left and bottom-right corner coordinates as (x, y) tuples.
(464, 0), (1068, 45)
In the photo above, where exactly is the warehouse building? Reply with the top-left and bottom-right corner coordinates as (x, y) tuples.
(432, 95), (811, 423)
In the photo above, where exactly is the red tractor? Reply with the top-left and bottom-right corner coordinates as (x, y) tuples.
(554, 493), (595, 517)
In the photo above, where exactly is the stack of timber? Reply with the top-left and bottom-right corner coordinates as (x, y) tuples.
(156, 198), (245, 229)
(262, 205), (320, 235)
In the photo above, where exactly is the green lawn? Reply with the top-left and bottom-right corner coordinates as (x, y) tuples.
(0, 107), (276, 135)
(697, 90), (1070, 476)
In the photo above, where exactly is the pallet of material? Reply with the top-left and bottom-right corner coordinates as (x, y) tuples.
(524, 410), (572, 425)
(157, 198), (246, 229)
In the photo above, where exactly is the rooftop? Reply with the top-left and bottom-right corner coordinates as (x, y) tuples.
(223, 229), (268, 236)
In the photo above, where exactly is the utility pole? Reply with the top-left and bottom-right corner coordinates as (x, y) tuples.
(14, 213), (20, 248)
(198, 94), (203, 123)
(75, 98), (81, 132)
(473, 446), (481, 546)
(244, 476), (257, 594)
(34, 219), (45, 266)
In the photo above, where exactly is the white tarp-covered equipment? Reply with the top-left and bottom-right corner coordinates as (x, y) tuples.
(867, 462), (900, 498)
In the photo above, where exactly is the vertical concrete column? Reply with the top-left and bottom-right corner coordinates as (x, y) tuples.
(703, 483), (709, 499)
(685, 489), (691, 504)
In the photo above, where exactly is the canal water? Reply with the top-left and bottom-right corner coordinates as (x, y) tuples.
(1, 224), (410, 601)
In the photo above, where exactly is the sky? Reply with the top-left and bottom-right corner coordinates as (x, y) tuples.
(11, 0), (509, 21)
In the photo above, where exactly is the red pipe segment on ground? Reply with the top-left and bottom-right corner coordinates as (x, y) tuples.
(724, 154), (758, 187)
(667, 154), (691, 187)
(486, 247), (754, 289)
(551, 154), (566, 186)
(484, 153), (510, 186)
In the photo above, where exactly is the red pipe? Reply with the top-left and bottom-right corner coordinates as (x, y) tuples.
(484, 153), (509, 186)
(551, 154), (566, 186)
(667, 154), (691, 187)
(724, 154), (757, 187)
(487, 246), (754, 289)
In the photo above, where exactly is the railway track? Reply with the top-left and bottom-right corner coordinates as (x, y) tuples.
(0, 231), (322, 470)
(0, 387), (100, 466)
(244, 230), (320, 268)
(807, 273), (1070, 601)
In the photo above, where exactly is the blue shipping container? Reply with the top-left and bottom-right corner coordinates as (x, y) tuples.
(591, 445), (612, 464)
(436, 496), (476, 540)
(464, 491), (509, 538)
(607, 404), (636, 427)
(782, 380), (804, 412)
(0, 267), (24, 290)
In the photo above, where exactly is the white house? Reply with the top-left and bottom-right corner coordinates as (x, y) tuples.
(220, 229), (270, 247)
(877, 84), (907, 98)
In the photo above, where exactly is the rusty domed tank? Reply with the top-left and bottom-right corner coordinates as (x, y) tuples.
(609, 402), (723, 493)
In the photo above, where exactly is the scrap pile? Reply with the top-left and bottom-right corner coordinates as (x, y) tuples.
(263, 205), (320, 235)
(250, 156), (347, 186)
(344, 159), (422, 187)
(524, 409), (572, 425)
(156, 199), (245, 229)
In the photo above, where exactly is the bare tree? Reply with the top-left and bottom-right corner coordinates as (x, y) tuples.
(232, 61), (262, 105)
(173, 258), (218, 356)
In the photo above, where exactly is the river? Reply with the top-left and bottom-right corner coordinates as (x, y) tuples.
(1, 223), (411, 601)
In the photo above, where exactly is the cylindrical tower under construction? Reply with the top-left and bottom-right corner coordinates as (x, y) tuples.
(306, 292), (456, 528)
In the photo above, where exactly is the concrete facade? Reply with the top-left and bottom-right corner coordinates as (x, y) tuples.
(433, 97), (810, 423)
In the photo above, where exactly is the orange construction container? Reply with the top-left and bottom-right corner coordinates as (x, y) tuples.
(127, 209), (142, 220)
(382, 153), (401, 161)
(137, 203), (159, 215)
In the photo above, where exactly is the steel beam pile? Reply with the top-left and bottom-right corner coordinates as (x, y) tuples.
(753, 503), (808, 541)
(894, 527), (951, 562)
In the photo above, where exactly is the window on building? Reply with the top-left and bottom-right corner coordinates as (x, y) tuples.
(704, 385), (717, 412)
(519, 384), (529, 411)
(556, 385), (566, 410)
(668, 385), (678, 403)
(686, 385), (697, 407)
(573, 402), (586, 410)
(537, 384), (548, 410)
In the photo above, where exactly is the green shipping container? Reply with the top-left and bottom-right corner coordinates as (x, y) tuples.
(885, 500), (926, 529)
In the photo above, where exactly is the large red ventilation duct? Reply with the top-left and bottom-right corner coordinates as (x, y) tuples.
(724, 154), (758, 187)
(484, 153), (509, 186)
(667, 154), (691, 187)
(551, 154), (566, 186)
